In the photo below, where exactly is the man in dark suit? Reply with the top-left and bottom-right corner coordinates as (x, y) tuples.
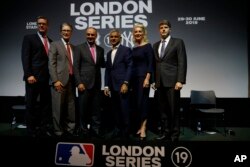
(74, 27), (105, 137)
(104, 29), (133, 139)
(153, 19), (187, 141)
(21, 16), (52, 137)
(48, 23), (76, 136)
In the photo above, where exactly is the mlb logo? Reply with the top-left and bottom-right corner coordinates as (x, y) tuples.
(55, 142), (95, 166)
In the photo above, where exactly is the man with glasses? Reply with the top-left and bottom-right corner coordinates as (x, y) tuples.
(48, 22), (76, 137)
(21, 16), (52, 137)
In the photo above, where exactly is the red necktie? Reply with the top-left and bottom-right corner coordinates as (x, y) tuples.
(43, 36), (49, 55)
(90, 46), (96, 63)
(66, 43), (73, 75)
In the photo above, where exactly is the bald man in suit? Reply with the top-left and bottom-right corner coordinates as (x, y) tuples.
(74, 27), (105, 137)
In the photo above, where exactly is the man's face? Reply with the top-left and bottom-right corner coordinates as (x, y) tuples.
(159, 24), (170, 39)
(37, 18), (48, 35)
(109, 31), (121, 47)
(86, 28), (97, 45)
(61, 25), (72, 42)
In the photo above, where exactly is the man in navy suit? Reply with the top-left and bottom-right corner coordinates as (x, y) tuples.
(21, 16), (52, 137)
(153, 20), (187, 141)
(74, 27), (105, 137)
(104, 29), (133, 139)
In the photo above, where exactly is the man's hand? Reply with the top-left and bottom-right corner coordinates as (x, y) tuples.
(104, 87), (111, 97)
(120, 84), (128, 94)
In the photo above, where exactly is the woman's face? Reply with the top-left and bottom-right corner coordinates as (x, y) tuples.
(133, 27), (144, 43)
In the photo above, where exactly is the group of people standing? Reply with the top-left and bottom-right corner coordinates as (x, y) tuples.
(21, 16), (187, 142)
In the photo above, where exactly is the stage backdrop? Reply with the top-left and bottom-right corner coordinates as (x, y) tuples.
(0, 0), (248, 97)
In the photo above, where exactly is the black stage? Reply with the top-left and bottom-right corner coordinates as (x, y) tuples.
(0, 96), (249, 166)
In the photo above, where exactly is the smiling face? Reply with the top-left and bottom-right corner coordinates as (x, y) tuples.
(133, 26), (145, 44)
(60, 24), (72, 43)
(86, 27), (97, 46)
(109, 31), (121, 47)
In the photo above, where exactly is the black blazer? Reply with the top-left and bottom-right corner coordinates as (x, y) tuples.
(74, 42), (105, 89)
(21, 33), (52, 82)
(105, 45), (133, 91)
(153, 37), (187, 88)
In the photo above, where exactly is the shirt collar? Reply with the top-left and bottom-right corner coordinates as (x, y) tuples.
(162, 35), (171, 43)
(112, 44), (120, 50)
(61, 38), (70, 45)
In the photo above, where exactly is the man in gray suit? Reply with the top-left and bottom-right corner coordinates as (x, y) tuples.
(74, 27), (105, 137)
(48, 23), (76, 136)
(153, 20), (187, 141)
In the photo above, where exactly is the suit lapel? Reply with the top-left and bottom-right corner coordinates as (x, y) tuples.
(162, 38), (173, 59)
(155, 41), (161, 60)
(83, 42), (95, 64)
(107, 50), (112, 65)
(95, 46), (99, 64)
(112, 45), (121, 65)
(35, 34), (43, 46)
(59, 41), (68, 60)
(36, 34), (47, 54)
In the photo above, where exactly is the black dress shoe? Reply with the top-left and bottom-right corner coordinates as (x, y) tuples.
(156, 135), (166, 140)
(62, 131), (74, 138)
(171, 137), (179, 142)
(111, 129), (120, 138)
(156, 134), (171, 141)
(91, 129), (103, 139)
(43, 130), (53, 137)
(139, 136), (146, 141)
(81, 128), (90, 135)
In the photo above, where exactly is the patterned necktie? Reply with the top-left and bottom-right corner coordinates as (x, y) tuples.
(43, 36), (49, 55)
(160, 40), (165, 58)
(66, 43), (73, 75)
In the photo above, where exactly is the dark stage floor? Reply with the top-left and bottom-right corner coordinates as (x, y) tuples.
(1, 96), (250, 166)
(1, 123), (250, 166)
(1, 123), (250, 141)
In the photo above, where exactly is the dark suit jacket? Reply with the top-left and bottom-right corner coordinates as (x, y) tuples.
(105, 45), (133, 91)
(74, 42), (105, 89)
(48, 40), (76, 86)
(21, 33), (52, 82)
(153, 37), (187, 88)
